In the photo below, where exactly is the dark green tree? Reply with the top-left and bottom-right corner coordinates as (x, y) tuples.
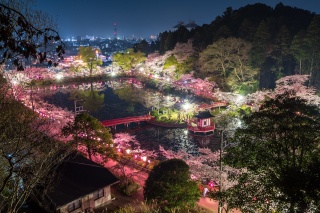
(221, 92), (320, 213)
(271, 25), (292, 78)
(290, 30), (309, 74)
(144, 159), (200, 210)
(133, 39), (150, 54)
(305, 15), (320, 86)
(250, 20), (271, 68)
(62, 112), (114, 161)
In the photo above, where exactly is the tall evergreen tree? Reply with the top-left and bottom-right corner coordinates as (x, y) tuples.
(221, 92), (320, 212)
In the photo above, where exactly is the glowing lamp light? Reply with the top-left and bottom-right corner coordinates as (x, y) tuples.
(184, 130), (188, 135)
(126, 149), (131, 154)
(111, 72), (116, 77)
(12, 79), (18, 85)
(147, 160), (151, 163)
(118, 148), (121, 152)
(166, 77), (170, 82)
(209, 182), (214, 188)
(153, 74), (158, 79)
(139, 67), (144, 72)
(56, 73), (63, 80)
(141, 156), (147, 161)
(183, 102), (191, 110)
(134, 155), (138, 159)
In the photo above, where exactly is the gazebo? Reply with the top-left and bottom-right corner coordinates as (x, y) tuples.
(187, 111), (215, 135)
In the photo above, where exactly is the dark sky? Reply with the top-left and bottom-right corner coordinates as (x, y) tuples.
(34, 0), (320, 39)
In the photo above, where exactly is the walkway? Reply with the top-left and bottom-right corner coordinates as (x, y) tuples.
(88, 151), (240, 213)
(101, 115), (153, 127)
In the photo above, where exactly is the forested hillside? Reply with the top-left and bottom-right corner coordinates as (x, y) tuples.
(134, 3), (320, 93)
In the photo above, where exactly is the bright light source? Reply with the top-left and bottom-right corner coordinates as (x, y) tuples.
(183, 102), (191, 110)
(12, 79), (18, 85)
(111, 72), (116, 76)
(141, 156), (147, 161)
(139, 67), (144, 72)
(166, 78), (170, 82)
(154, 74), (158, 79)
(56, 73), (63, 80)
(126, 149), (131, 154)
(184, 130), (188, 135)
(237, 95), (244, 103)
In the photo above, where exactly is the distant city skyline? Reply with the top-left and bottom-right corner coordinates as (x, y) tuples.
(34, 0), (320, 39)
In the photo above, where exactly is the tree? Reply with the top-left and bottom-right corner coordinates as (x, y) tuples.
(112, 48), (146, 74)
(305, 15), (320, 86)
(200, 38), (258, 93)
(78, 46), (102, 77)
(0, 1), (64, 70)
(222, 92), (320, 212)
(249, 20), (271, 83)
(113, 48), (146, 73)
(0, 86), (71, 212)
(290, 30), (309, 74)
(144, 159), (200, 209)
(62, 112), (114, 161)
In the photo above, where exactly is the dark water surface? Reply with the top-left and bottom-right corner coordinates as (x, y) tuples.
(43, 82), (221, 155)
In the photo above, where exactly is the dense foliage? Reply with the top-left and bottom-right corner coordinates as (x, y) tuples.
(220, 92), (320, 212)
(62, 112), (114, 161)
(112, 48), (146, 73)
(136, 3), (320, 92)
(78, 46), (102, 77)
(0, 79), (71, 212)
(144, 159), (200, 210)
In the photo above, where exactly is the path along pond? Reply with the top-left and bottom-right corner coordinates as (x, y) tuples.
(42, 78), (222, 157)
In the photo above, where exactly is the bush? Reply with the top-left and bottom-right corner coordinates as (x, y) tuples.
(119, 181), (140, 196)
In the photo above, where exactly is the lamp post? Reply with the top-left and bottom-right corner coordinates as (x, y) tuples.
(218, 129), (224, 213)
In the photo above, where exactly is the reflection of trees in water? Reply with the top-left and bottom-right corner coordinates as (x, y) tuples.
(70, 89), (104, 113)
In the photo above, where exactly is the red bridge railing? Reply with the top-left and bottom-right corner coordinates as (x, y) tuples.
(101, 115), (154, 127)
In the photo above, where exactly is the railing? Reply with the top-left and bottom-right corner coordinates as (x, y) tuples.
(187, 124), (215, 133)
(101, 115), (153, 127)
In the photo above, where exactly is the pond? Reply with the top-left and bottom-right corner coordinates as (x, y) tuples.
(42, 79), (221, 156)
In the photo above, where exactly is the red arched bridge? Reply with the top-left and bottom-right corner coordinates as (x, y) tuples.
(101, 115), (154, 128)
(196, 102), (227, 110)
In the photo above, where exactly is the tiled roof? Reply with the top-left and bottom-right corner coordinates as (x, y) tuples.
(48, 153), (119, 207)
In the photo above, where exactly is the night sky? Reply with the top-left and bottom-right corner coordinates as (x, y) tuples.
(34, 0), (320, 39)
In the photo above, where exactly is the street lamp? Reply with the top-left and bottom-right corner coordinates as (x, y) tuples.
(218, 129), (224, 213)
(182, 102), (191, 110)
(216, 128), (228, 213)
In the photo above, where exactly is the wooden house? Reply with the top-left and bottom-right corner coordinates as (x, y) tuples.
(41, 153), (119, 213)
